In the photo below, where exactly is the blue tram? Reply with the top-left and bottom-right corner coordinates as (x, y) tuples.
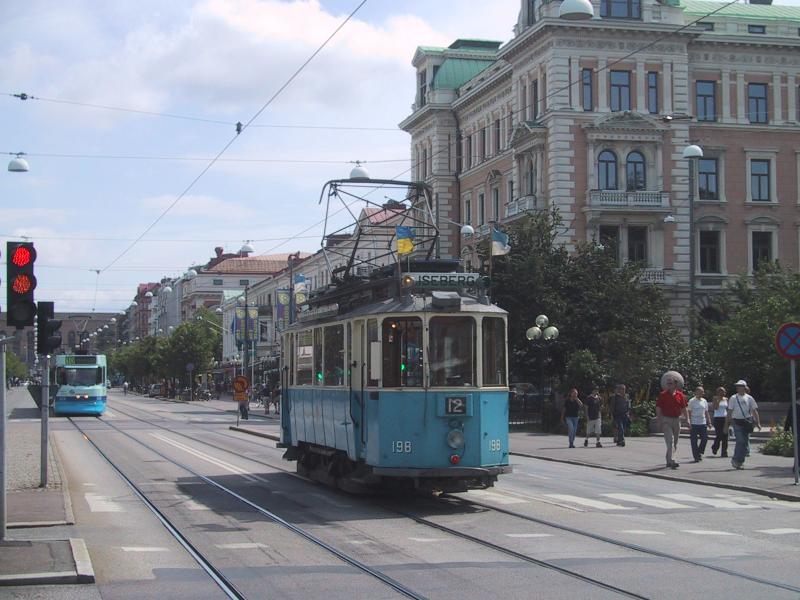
(52, 354), (108, 416)
(280, 269), (511, 492)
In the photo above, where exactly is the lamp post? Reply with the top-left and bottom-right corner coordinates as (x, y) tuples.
(526, 314), (559, 424)
(682, 144), (703, 344)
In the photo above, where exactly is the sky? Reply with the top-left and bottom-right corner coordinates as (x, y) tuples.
(1, 0), (798, 313)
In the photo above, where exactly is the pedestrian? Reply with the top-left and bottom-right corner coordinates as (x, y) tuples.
(726, 379), (761, 469)
(561, 388), (583, 448)
(239, 390), (250, 420)
(123, 381), (128, 395)
(656, 375), (688, 469)
(610, 384), (630, 447)
(583, 387), (603, 448)
(710, 386), (729, 457)
(687, 386), (711, 462)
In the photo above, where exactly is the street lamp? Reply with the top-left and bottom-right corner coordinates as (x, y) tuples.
(682, 143), (703, 344)
(526, 314), (560, 415)
(559, 0), (595, 20)
(7, 152), (29, 172)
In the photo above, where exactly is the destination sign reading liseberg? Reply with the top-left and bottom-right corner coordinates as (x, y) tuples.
(410, 273), (481, 288)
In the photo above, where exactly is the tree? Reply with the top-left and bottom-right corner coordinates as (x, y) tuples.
(5, 351), (29, 381)
(488, 209), (682, 395)
(700, 264), (800, 402)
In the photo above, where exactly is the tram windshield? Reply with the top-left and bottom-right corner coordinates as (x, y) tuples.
(56, 367), (104, 387)
(429, 317), (475, 387)
(382, 317), (423, 387)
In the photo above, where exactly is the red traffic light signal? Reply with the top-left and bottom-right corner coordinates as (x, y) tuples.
(6, 241), (37, 328)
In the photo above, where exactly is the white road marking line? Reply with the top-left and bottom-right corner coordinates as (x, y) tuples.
(520, 472), (550, 480)
(216, 543), (268, 550)
(408, 537), (446, 543)
(622, 530), (666, 536)
(150, 433), (264, 483)
(469, 490), (528, 505)
(82, 483), (96, 487)
(172, 494), (209, 511)
(104, 411), (115, 417)
(757, 528), (800, 535)
(84, 492), (124, 513)
(505, 533), (553, 538)
(544, 494), (633, 510)
(683, 530), (739, 536)
(344, 540), (375, 545)
(661, 494), (758, 509)
(603, 493), (691, 509)
(121, 546), (169, 552)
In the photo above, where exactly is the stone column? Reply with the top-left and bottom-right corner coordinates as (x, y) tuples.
(570, 57), (581, 110)
(736, 72), (746, 124)
(773, 72), (783, 125)
(788, 73), (797, 124)
(636, 59), (646, 112)
(598, 59), (609, 112)
(721, 69), (731, 122)
(663, 62), (673, 115)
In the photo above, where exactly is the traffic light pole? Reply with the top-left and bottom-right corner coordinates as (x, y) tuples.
(0, 338), (8, 540)
(40, 355), (49, 488)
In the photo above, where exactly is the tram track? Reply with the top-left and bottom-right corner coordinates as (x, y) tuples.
(68, 415), (427, 600)
(100, 398), (800, 599)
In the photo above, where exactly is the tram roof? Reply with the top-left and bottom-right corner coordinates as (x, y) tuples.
(287, 293), (506, 330)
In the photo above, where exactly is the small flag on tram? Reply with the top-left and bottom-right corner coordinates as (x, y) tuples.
(491, 226), (511, 256)
(396, 226), (415, 255)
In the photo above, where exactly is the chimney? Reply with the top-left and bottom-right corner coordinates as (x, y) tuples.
(214, 246), (223, 258)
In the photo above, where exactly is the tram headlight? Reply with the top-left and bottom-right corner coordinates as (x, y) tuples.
(446, 429), (465, 450)
(401, 275), (414, 290)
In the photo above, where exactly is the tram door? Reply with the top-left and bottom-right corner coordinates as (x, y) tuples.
(351, 320), (367, 453)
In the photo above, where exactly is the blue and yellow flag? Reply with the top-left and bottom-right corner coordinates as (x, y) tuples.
(396, 226), (415, 255)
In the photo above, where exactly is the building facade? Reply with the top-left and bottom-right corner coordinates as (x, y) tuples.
(399, 0), (800, 330)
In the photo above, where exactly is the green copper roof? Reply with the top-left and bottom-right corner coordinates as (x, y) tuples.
(433, 58), (495, 90)
(680, 0), (800, 22)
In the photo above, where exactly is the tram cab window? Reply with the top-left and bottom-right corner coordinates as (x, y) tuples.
(295, 330), (313, 385)
(313, 328), (323, 385)
(482, 317), (507, 386)
(323, 325), (345, 386)
(367, 319), (379, 386)
(382, 317), (423, 388)
(429, 317), (476, 387)
(56, 367), (103, 386)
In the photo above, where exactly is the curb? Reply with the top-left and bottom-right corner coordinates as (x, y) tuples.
(70, 538), (95, 583)
(0, 538), (94, 586)
(52, 431), (76, 526)
(229, 426), (280, 442)
(510, 451), (800, 503)
(8, 520), (70, 529)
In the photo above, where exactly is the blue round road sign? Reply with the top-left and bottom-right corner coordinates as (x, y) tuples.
(775, 323), (800, 360)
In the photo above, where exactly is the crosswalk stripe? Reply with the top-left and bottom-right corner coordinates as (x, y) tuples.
(757, 528), (800, 535)
(470, 490), (528, 505)
(84, 492), (124, 513)
(544, 494), (633, 510)
(603, 493), (691, 509)
(622, 530), (665, 535)
(661, 493), (758, 509)
(505, 533), (553, 538)
(683, 530), (739, 536)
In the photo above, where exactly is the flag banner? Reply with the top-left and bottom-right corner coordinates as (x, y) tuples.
(491, 226), (511, 256)
(247, 307), (258, 338)
(396, 226), (415, 255)
(234, 307), (246, 342)
(276, 289), (290, 331)
(294, 274), (307, 304)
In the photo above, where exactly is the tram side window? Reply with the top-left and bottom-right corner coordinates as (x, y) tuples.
(429, 317), (476, 387)
(313, 328), (323, 385)
(367, 319), (379, 386)
(296, 330), (313, 385)
(324, 325), (344, 386)
(382, 317), (423, 388)
(482, 317), (507, 386)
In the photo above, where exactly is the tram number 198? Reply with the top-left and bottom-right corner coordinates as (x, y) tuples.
(392, 441), (412, 453)
(489, 439), (502, 452)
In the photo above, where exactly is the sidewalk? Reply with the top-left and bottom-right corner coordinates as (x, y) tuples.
(1, 386), (95, 587)
(511, 431), (800, 501)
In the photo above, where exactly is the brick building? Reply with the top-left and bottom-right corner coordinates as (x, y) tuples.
(400, 0), (800, 331)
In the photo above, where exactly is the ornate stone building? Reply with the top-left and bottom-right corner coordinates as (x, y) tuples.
(400, 0), (800, 330)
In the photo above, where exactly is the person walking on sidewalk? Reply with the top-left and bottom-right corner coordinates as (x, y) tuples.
(687, 386), (712, 462)
(711, 386), (729, 457)
(656, 376), (688, 469)
(610, 384), (630, 447)
(123, 381), (128, 395)
(562, 388), (583, 448)
(727, 379), (760, 469)
(584, 387), (603, 447)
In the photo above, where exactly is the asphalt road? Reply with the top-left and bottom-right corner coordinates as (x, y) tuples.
(39, 389), (800, 600)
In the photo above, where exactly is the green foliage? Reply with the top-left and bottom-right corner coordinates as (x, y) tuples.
(760, 430), (796, 457)
(5, 351), (28, 381)
(628, 419), (650, 437)
(490, 210), (683, 396)
(700, 265), (800, 401)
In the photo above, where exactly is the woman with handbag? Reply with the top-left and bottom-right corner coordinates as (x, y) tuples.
(725, 379), (761, 469)
(710, 387), (729, 457)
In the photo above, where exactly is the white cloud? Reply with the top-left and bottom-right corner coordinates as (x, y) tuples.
(138, 193), (255, 220)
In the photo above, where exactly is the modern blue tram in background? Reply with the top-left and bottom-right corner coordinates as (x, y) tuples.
(279, 262), (512, 493)
(52, 354), (108, 416)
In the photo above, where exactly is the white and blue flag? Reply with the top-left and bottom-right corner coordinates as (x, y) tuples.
(491, 226), (511, 256)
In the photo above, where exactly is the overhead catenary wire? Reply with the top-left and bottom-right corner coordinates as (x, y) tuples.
(0, 151), (408, 165)
(98, 0), (368, 274)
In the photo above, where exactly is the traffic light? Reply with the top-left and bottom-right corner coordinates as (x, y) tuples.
(6, 242), (37, 328)
(36, 301), (62, 355)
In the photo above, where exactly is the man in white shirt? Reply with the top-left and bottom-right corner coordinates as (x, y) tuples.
(687, 386), (711, 462)
(725, 379), (761, 469)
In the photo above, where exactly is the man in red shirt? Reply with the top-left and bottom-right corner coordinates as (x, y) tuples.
(656, 376), (688, 469)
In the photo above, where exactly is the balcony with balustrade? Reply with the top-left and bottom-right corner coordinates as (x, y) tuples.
(506, 194), (539, 220)
(587, 190), (670, 210)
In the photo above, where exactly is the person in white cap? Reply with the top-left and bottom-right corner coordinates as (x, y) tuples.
(725, 380), (761, 469)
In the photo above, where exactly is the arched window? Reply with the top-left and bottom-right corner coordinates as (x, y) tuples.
(598, 150), (618, 190)
(626, 151), (646, 191)
(526, 158), (536, 195)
